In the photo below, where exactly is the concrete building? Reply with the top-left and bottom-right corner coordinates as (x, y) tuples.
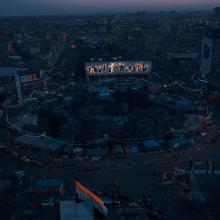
(200, 29), (220, 89)
(60, 200), (94, 220)
(214, 7), (220, 18)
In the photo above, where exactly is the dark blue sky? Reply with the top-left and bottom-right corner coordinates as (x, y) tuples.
(0, 0), (219, 16)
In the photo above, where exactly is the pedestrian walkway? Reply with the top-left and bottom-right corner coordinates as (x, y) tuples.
(194, 170), (220, 175)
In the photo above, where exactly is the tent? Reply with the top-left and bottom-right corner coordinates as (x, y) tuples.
(124, 144), (139, 155)
(112, 145), (124, 156)
(168, 138), (194, 148)
(174, 100), (189, 109)
(143, 140), (161, 149)
(15, 135), (65, 151)
(34, 179), (64, 193)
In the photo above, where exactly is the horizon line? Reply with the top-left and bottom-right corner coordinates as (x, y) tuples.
(0, 8), (216, 18)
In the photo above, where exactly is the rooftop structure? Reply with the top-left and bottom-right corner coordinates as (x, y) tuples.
(200, 29), (220, 89)
(15, 135), (65, 151)
(167, 52), (198, 60)
(0, 67), (27, 78)
(34, 179), (64, 193)
(60, 200), (94, 220)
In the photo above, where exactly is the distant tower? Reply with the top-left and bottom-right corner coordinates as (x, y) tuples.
(214, 7), (220, 18)
(200, 29), (220, 89)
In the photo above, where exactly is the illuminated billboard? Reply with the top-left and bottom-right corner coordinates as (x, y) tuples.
(20, 74), (38, 83)
(85, 61), (151, 77)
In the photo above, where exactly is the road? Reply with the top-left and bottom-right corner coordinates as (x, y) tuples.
(1, 129), (220, 220)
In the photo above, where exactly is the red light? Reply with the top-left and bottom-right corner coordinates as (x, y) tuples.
(70, 44), (77, 49)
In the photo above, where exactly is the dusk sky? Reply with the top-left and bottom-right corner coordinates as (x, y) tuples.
(0, 0), (219, 16)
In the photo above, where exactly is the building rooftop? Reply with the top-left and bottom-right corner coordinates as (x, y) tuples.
(60, 200), (94, 220)
(15, 135), (66, 151)
(0, 67), (26, 77)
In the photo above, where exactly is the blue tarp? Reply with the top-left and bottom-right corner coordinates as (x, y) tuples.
(35, 179), (63, 190)
(155, 139), (165, 145)
(174, 100), (189, 109)
(143, 140), (161, 149)
(192, 80), (208, 89)
(99, 92), (111, 97)
(190, 192), (206, 204)
(169, 138), (194, 148)
(188, 191), (206, 210)
(125, 144), (139, 154)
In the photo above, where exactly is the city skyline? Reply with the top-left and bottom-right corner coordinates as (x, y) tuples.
(0, 0), (220, 16)
(1, 2), (220, 220)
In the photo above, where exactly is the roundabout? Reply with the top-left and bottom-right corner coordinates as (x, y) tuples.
(3, 79), (210, 166)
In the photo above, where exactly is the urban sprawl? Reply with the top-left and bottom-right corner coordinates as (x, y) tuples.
(0, 7), (220, 220)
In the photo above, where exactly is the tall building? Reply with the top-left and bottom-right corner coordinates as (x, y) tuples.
(214, 7), (220, 18)
(200, 29), (220, 89)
